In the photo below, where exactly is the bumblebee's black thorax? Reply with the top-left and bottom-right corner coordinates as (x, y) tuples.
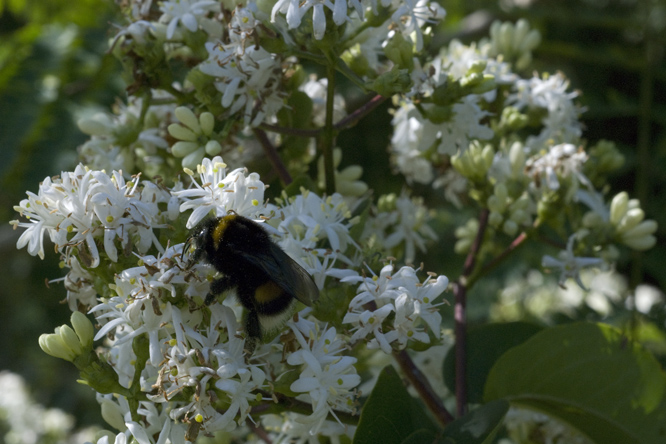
(204, 215), (273, 280)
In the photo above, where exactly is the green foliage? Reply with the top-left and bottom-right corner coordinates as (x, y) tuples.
(439, 400), (510, 444)
(354, 366), (437, 444)
(485, 322), (666, 443)
(443, 322), (543, 403)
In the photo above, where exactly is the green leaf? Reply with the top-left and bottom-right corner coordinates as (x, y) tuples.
(353, 366), (437, 444)
(443, 321), (543, 403)
(484, 322), (666, 444)
(439, 399), (510, 444)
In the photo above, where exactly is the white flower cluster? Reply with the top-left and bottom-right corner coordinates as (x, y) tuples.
(271, 0), (444, 45)
(77, 96), (174, 176)
(13, 156), (383, 443)
(343, 264), (449, 353)
(11, 164), (176, 267)
(362, 193), (438, 264)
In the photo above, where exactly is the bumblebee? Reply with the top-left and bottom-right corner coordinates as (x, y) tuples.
(184, 214), (319, 347)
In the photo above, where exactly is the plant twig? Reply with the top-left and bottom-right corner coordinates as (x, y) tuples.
(452, 208), (489, 417)
(334, 94), (388, 131)
(252, 128), (292, 185)
(393, 349), (454, 427)
(320, 63), (337, 195)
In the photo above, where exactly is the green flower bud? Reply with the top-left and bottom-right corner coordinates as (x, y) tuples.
(384, 33), (414, 71)
(378, 193), (397, 212)
(469, 75), (497, 95)
(488, 211), (503, 226)
(60, 325), (84, 355)
(39, 333), (76, 361)
(205, 140), (222, 156)
(502, 219), (518, 236)
(172, 141), (199, 157)
(182, 147), (206, 170)
(71, 311), (94, 350)
(200, 112), (215, 135)
(168, 123), (198, 142)
(609, 192), (628, 226)
(175, 106), (201, 133)
(367, 68), (412, 96)
(617, 208), (645, 233)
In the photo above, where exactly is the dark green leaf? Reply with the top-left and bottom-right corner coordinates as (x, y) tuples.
(439, 399), (509, 444)
(354, 366), (437, 444)
(484, 322), (666, 444)
(443, 321), (543, 403)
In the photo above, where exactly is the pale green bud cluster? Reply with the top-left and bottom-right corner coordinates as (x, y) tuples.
(508, 142), (527, 178)
(609, 192), (658, 251)
(487, 183), (532, 236)
(451, 141), (494, 183)
(317, 148), (369, 197)
(384, 32), (414, 71)
(367, 68), (413, 96)
(454, 218), (481, 254)
(497, 107), (529, 133)
(431, 62), (496, 108)
(169, 106), (221, 169)
(488, 19), (541, 70)
(39, 311), (94, 362)
(583, 140), (625, 187)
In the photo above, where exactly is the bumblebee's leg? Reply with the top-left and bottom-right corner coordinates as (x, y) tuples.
(243, 309), (262, 355)
(205, 276), (233, 305)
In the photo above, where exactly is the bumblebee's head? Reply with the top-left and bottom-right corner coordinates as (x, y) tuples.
(183, 217), (215, 268)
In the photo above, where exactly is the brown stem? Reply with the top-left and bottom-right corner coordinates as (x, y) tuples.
(246, 419), (273, 444)
(334, 94), (387, 130)
(252, 128), (292, 185)
(467, 230), (529, 289)
(393, 349), (454, 427)
(257, 123), (319, 138)
(453, 208), (489, 417)
(257, 95), (387, 138)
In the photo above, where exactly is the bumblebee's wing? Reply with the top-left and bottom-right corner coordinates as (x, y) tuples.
(235, 241), (319, 305)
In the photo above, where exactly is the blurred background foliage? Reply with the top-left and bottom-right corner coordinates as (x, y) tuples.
(0, 0), (664, 435)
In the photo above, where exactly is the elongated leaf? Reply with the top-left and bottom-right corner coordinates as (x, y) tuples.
(443, 321), (543, 403)
(354, 366), (437, 444)
(439, 399), (509, 444)
(484, 322), (666, 444)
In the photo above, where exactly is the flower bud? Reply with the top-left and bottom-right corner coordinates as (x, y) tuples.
(609, 192), (628, 225)
(200, 112), (215, 135)
(71, 311), (94, 350)
(175, 106), (201, 133)
(172, 141), (198, 157)
(205, 140), (222, 156)
(384, 33), (414, 71)
(39, 333), (76, 361)
(168, 123), (198, 142)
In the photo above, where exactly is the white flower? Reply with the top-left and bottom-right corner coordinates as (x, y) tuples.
(343, 264), (448, 352)
(199, 42), (285, 126)
(541, 235), (604, 290)
(271, 0), (359, 40)
(159, 0), (220, 39)
(390, 96), (493, 184)
(525, 143), (589, 192)
(390, 0), (445, 51)
(287, 318), (360, 433)
(173, 156), (270, 228)
(509, 73), (583, 151)
(276, 191), (358, 260)
(382, 194), (437, 263)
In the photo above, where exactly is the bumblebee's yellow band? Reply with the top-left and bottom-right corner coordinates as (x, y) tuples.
(212, 215), (236, 249)
(254, 281), (282, 304)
